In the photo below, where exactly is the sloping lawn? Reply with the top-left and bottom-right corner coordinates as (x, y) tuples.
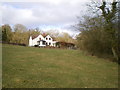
(2, 44), (118, 88)
(0, 44), (2, 89)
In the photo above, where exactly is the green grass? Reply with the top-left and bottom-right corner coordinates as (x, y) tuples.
(0, 44), (2, 89)
(2, 44), (118, 88)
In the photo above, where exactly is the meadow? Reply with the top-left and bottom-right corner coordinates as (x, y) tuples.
(2, 44), (118, 88)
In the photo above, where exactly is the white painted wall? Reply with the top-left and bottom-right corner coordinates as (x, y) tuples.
(29, 34), (57, 47)
(45, 35), (53, 46)
(29, 36), (33, 46)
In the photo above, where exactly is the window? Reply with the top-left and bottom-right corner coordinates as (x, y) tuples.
(46, 38), (48, 40)
(49, 42), (51, 45)
(42, 41), (46, 45)
(46, 42), (48, 45)
(39, 38), (41, 40)
(49, 38), (51, 40)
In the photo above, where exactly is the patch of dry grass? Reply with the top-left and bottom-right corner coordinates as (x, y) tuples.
(2, 44), (118, 88)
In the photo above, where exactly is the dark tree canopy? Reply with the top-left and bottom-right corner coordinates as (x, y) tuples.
(76, 0), (119, 62)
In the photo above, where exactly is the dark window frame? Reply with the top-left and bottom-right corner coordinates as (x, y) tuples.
(42, 41), (46, 45)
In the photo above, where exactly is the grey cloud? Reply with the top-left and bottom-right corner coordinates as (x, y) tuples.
(1, 1), (87, 25)
(1, 1), (88, 35)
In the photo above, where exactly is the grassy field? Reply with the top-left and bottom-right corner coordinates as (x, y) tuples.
(0, 44), (2, 89)
(2, 44), (118, 88)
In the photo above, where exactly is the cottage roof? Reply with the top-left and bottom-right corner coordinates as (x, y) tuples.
(31, 34), (56, 40)
(32, 35), (39, 39)
(42, 33), (48, 37)
(31, 33), (48, 39)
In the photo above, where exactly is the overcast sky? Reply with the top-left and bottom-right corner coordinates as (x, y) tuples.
(0, 0), (102, 36)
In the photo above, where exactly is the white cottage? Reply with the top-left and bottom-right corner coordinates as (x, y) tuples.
(29, 34), (57, 47)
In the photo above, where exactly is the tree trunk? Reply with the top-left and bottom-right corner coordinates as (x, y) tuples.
(112, 47), (119, 62)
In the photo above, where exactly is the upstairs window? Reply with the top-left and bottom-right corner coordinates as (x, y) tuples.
(46, 38), (48, 40)
(49, 38), (51, 40)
